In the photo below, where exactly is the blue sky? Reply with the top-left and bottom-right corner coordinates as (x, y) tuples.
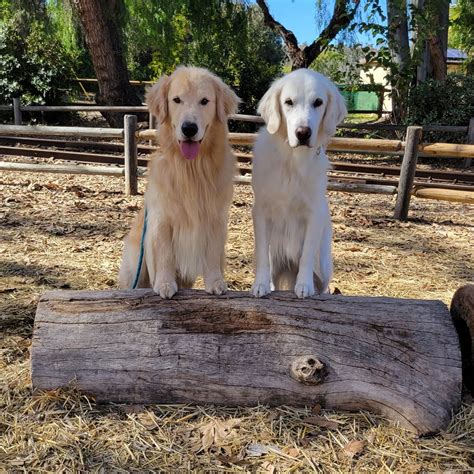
(264, 0), (324, 44)
(257, 0), (386, 46)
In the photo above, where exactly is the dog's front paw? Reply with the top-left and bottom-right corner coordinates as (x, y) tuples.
(154, 280), (178, 299)
(251, 281), (271, 298)
(206, 278), (227, 295)
(294, 281), (315, 299)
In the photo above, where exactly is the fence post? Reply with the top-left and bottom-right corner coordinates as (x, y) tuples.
(394, 126), (423, 221)
(463, 117), (473, 168)
(124, 114), (138, 196)
(13, 97), (22, 125)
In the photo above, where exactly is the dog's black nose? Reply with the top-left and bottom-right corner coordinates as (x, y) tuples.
(296, 126), (312, 143)
(181, 121), (198, 138)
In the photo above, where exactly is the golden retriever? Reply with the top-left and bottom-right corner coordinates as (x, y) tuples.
(251, 69), (346, 298)
(119, 67), (240, 298)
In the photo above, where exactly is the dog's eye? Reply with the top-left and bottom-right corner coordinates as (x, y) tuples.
(200, 98), (209, 106)
(284, 98), (293, 106)
(173, 97), (181, 104)
(313, 98), (323, 108)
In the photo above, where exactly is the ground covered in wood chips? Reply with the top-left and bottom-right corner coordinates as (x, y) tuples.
(1, 160), (473, 472)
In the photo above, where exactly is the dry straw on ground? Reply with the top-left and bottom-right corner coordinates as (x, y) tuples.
(1, 157), (473, 471)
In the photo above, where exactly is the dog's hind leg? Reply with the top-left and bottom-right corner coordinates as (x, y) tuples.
(119, 209), (151, 289)
(118, 239), (150, 289)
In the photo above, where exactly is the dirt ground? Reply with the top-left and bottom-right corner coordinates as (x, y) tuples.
(1, 158), (473, 471)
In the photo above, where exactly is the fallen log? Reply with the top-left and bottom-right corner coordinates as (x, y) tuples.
(451, 285), (474, 394)
(31, 289), (462, 435)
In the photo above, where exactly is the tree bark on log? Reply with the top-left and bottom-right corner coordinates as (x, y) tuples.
(31, 290), (462, 435)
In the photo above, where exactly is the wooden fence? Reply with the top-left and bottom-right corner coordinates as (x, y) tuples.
(1, 104), (473, 219)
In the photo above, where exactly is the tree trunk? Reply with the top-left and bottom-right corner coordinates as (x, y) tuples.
(412, 0), (448, 83)
(31, 289), (463, 435)
(74, 0), (143, 127)
(427, 0), (449, 81)
(387, 0), (410, 122)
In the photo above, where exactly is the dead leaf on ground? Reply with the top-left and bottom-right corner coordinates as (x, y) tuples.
(193, 418), (242, 454)
(135, 411), (157, 430)
(44, 182), (62, 191)
(342, 439), (366, 458)
(260, 461), (276, 473)
(282, 446), (299, 457)
(302, 415), (339, 430)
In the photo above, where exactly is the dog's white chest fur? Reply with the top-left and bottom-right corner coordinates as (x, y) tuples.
(253, 131), (329, 263)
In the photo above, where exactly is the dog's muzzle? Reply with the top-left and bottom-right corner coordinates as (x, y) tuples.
(295, 126), (312, 146)
(181, 121), (198, 139)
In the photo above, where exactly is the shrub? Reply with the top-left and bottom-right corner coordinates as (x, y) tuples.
(0, 12), (75, 107)
(406, 74), (474, 143)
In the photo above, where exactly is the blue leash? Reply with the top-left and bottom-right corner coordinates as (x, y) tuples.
(131, 207), (148, 289)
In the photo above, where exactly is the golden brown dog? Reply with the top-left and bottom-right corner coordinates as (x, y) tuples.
(119, 67), (240, 298)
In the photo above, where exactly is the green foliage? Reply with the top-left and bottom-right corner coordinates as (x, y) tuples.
(449, 0), (473, 73)
(406, 74), (474, 142)
(123, 1), (284, 113)
(45, 0), (94, 78)
(310, 46), (363, 87)
(185, 3), (284, 113)
(123, 1), (187, 79)
(0, 9), (75, 105)
(449, 0), (474, 54)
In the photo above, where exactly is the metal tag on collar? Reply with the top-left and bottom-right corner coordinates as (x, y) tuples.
(315, 146), (322, 158)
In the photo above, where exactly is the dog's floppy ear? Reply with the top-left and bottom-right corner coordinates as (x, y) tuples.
(319, 82), (347, 143)
(146, 75), (170, 124)
(257, 80), (282, 135)
(213, 75), (241, 123)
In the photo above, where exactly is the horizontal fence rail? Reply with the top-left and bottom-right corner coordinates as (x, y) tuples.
(0, 161), (124, 176)
(0, 124), (124, 139)
(4, 159), (471, 203)
(1, 100), (470, 133)
(1, 117), (473, 213)
(2, 125), (472, 158)
(22, 105), (148, 113)
(139, 130), (474, 159)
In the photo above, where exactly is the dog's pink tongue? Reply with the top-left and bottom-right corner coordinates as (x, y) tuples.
(180, 141), (200, 160)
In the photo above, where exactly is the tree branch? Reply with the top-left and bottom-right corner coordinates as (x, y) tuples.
(304, 0), (361, 66)
(255, 0), (303, 64)
(256, 0), (361, 69)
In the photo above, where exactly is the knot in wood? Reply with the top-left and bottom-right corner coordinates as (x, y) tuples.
(290, 355), (326, 385)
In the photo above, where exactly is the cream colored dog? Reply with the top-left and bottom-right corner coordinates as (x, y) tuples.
(252, 69), (346, 298)
(119, 67), (240, 298)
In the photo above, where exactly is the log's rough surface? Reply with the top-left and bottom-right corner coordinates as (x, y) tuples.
(31, 290), (462, 435)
